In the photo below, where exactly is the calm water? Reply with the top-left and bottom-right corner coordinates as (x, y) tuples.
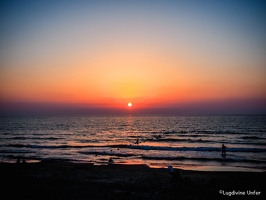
(0, 115), (266, 171)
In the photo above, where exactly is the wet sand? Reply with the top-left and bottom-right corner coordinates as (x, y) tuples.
(0, 161), (265, 200)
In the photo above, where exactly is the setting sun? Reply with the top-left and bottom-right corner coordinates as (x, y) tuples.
(0, 0), (265, 115)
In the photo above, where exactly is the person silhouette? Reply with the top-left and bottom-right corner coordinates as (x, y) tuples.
(108, 158), (114, 164)
(16, 158), (21, 164)
(222, 144), (227, 156)
(168, 166), (183, 183)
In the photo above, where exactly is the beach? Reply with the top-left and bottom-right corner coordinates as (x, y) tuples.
(1, 161), (265, 200)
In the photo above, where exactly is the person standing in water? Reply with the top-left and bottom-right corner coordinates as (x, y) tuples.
(222, 144), (227, 156)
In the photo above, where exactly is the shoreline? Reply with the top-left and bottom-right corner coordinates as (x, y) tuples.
(1, 161), (265, 200)
(2, 157), (265, 173)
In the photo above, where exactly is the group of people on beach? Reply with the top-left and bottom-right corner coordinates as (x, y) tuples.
(16, 158), (26, 164)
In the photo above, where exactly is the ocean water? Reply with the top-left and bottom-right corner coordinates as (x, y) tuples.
(0, 115), (266, 171)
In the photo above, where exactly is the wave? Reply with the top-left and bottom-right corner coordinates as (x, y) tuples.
(146, 138), (214, 143)
(241, 136), (266, 140)
(78, 150), (266, 164)
(141, 155), (266, 164)
(4, 136), (265, 147)
(79, 151), (136, 157)
(162, 130), (263, 136)
(2, 136), (63, 140)
(5, 143), (266, 153)
(145, 137), (266, 146)
(127, 145), (266, 152)
(0, 149), (33, 154)
(6, 144), (93, 149)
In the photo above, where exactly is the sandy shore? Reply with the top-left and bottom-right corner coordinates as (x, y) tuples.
(0, 161), (265, 200)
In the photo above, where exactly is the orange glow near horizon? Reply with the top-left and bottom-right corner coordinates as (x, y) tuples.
(0, 1), (265, 114)
(1, 48), (265, 111)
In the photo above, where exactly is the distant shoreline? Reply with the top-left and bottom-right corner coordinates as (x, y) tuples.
(2, 158), (265, 173)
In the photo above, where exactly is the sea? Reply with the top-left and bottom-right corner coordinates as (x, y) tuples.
(0, 115), (265, 172)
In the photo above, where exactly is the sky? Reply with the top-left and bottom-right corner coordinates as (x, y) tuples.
(0, 0), (266, 115)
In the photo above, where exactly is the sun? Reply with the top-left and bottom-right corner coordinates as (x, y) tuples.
(128, 102), (132, 107)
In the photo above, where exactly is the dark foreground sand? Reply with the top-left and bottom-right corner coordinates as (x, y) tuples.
(0, 161), (265, 200)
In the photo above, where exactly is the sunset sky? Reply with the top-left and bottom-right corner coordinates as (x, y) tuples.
(0, 0), (266, 115)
